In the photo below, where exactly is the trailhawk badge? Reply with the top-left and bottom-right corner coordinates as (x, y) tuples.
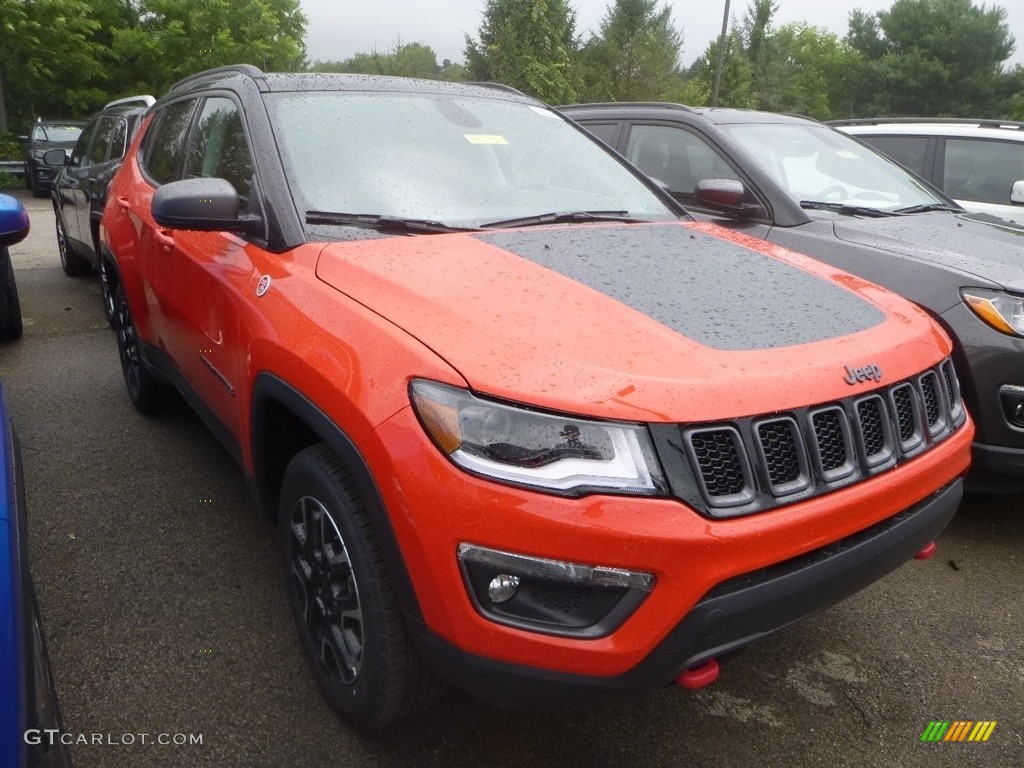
(843, 363), (883, 385)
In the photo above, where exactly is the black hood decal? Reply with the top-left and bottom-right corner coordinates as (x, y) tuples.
(475, 225), (884, 351)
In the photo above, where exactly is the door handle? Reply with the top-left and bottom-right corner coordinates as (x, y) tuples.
(115, 196), (130, 210)
(155, 228), (175, 247)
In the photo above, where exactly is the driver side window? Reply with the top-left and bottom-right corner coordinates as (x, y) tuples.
(184, 97), (255, 202)
(625, 124), (738, 200)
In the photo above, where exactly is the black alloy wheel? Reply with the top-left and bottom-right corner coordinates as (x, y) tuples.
(279, 445), (444, 729)
(99, 259), (116, 327)
(112, 284), (173, 412)
(55, 208), (90, 276)
(288, 494), (365, 685)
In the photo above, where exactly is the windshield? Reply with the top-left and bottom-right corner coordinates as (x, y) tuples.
(720, 123), (945, 211)
(32, 124), (83, 143)
(266, 91), (676, 228)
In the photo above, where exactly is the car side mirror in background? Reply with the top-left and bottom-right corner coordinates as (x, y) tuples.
(151, 177), (261, 234)
(0, 194), (30, 247)
(695, 178), (763, 220)
(1011, 181), (1024, 206)
(42, 149), (68, 166)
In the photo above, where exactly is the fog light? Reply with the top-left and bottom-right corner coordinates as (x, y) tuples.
(488, 574), (520, 603)
(1000, 385), (1024, 427)
(457, 543), (654, 638)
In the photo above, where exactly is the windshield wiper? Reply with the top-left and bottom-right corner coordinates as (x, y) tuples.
(799, 201), (896, 218)
(892, 203), (963, 214)
(305, 211), (479, 234)
(478, 210), (649, 229)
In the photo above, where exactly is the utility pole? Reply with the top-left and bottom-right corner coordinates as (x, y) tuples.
(711, 0), (731, 107)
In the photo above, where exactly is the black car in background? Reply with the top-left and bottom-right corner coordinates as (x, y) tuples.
(18, 121), (87, 197)
(562, 103), (1024, 492)
(49, 96), (154, 325)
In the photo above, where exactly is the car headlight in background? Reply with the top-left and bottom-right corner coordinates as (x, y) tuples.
(410, 379), (667, 496)
(961, 288), (1024, 337)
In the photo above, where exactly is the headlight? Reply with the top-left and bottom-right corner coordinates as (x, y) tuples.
(409, 379), (667, 496)
(30, 149), (47, 160)
(961, 288), (1024, 337)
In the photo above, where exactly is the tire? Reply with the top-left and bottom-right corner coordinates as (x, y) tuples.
(0, 250), (23, 341)
(99, 258), (117, 328)
(279, 444), (445, 729)
(112, 284), (174, 412)
(29, 171), (46, 198)
(55, 208), (91, 276)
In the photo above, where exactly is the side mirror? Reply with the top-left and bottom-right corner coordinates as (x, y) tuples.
(1011, 180), (1024, 206)
(43, 148), (68, 166)
(151, 177), (260, 233)
(695, 178), (762, 219)
(0, 194), (31, 247)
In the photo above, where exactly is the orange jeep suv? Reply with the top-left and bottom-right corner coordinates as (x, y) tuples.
(100, 66), (974, 729)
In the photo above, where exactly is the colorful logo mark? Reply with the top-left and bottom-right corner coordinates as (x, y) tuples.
(920, 721), (997, 742)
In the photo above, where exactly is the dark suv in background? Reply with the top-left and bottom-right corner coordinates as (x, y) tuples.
(563, 102), (1024, 492)
(49, 95), (154, 325)
(18, 120), (86, 197)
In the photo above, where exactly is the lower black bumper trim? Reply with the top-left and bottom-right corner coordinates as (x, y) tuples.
(412, 479), (963, 708)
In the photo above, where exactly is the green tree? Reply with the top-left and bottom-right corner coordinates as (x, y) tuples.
(844, 0), (1017, 116)
(0, 0), (104, 129)
(114, 0), (307, 93)
(579, 0), (683, 102)
(465, 0), (582, 103)
(312, 41), (444, 80)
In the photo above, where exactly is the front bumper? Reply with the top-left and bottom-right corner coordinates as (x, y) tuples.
(365, 403), (972, 684)
(410, 479), (962, 707)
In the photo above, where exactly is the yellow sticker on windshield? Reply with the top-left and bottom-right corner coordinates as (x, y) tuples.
(465, 134), (509, 145)
(837, 151), (858, 159)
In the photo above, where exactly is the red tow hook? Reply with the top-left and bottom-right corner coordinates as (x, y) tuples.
(676, 658), (720, 690)
(914, 541), (938, 560)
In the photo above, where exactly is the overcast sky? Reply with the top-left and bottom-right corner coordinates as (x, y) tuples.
(301, 0), (1024, 68)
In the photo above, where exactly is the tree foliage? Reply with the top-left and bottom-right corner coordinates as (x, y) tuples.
(465, 0), (582, 103)
(579, 0), (683, 102)
(312, 41), (469, 81)
(0, 0), (307, 132)
(844, 0), (1017, 116)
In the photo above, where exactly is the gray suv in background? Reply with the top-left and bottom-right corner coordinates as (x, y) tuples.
(562, 103), (1024, 492)
(830, 118), (1024, 225)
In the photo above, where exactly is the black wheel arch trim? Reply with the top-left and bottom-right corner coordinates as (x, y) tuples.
(251, 372), (424, 623)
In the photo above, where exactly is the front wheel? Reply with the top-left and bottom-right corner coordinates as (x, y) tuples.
(279, 445), (444, 729)
(55, 208), (90, 276)
(112, 284), (174, 412)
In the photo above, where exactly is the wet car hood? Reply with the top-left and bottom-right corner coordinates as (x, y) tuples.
(830, 211), (1024, 291)
(316, 222), (950, 423)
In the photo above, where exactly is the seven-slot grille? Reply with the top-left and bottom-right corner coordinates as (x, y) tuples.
(658, 358), (965, 518)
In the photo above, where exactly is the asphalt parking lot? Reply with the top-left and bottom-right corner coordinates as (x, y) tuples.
(1, 189), (1021, 767)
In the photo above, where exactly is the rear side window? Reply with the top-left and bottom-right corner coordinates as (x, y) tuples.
(943, 138), (1024, 205)
(183, 97), (255, 199)
(69, 119), (99, 167)
(581, 122), (618, 148)
(110, 118), (128, 160)
(84, 117), (117, 166)
(143, 99), (198, 185)
(861, 135), (929, 177)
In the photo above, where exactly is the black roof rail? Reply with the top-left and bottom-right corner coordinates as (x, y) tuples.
(828, 116), (1024, 131)
(559, 101), (701, 115)
(167, 64), (266, 96)
(465, 81), (527, 97)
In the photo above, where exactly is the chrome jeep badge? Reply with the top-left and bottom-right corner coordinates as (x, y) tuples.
(843, 363), (883, 385)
